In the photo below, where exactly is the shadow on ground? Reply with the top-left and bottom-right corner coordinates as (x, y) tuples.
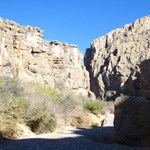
(0, 127), (149, 150)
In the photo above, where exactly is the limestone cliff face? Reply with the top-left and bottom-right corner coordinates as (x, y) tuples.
(84, 16), (150, 100)
(0, 18), (91, 96)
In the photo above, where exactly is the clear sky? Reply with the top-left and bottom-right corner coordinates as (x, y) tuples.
(0, 0), (149, 54)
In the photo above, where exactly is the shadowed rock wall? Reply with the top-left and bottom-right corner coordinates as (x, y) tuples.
(84, 16), (150, 100)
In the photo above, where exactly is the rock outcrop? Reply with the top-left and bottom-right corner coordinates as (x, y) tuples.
(0, 18), (91, 96)
(84, 16), (150, 100)
(114, 96), (150, 147)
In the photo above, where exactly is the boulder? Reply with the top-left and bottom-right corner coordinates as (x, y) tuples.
(114, 96), (150, 147)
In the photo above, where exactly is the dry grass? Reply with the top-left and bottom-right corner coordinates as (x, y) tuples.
(0, 77), (114, 139)
(99, 101), (114, 115)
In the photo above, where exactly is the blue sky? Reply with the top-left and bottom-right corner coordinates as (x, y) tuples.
(0, 0), (149, 54)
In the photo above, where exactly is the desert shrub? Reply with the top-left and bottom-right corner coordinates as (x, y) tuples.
(24, 104), (57, 134)
(99, 101), (114, 114)
(15, 83), (59, 134)
(57, 93), (102, 127)
(84, 101), (103, 115)
(0, 115), (21, 139)
(0, 97), (27, 138)
(22, 86), (58, 134)
(25, 114), (56, 134)
(0, 77), (21, 97)
(0, 77), (114, 138)
(0, 77), (28, 138)
(59, 94), (82, 116)
(34, 85), (60, 102)
(0, 78), (58, 136)
(0, 94), (57, 135)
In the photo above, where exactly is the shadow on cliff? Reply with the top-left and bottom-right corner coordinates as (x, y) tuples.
(113, 59), (150, 148)
(86, 57), (150, 101)
(121, 59), (150, 99)
(138, 59), (150, 100)
(84, 47), (123, 100)
(84, 47), (102, 98)
(0, 127), (147, 150)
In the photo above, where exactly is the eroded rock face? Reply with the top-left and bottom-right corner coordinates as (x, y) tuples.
(0, 18), (91, 96)
(139, 59), (150, 100)
(114, 96), (150, 147)
(84, 16), (150, 100)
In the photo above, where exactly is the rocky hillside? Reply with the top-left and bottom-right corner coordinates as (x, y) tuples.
(84, 16), (150, 100)
(0, 18), (91, 96)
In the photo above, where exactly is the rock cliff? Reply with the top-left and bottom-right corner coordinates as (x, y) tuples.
(0, 18), (91, 96)
(84, 16), (150, 100)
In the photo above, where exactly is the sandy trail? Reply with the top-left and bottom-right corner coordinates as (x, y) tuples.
(0, 126), (149, 150)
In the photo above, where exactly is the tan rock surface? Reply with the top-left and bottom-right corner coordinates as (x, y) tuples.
(0, 18), (91, 96)
(84, 16), (150, 100)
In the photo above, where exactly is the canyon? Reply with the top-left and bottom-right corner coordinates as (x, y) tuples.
(84, 16), (150, 100)
(0, 15), (150, 147)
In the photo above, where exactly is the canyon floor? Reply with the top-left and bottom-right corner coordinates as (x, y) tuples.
(0, 126), (149, 150)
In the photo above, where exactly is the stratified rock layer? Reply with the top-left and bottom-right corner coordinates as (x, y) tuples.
(0, 18), (90, 96)
(84, 16), (150, 100)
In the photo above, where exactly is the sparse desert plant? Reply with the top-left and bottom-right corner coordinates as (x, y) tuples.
(59, 93), (82, 116)
(0, 115), (21, 139)
(25, 110), (57, 134)
(84, 101), (103, 115)
(100, 101), (114, 115)
(0, 97), (26, 138)
(34, 84), (60, 102)
(0, 77), (21, 97)
(0, 77), (115, 138)
(58, 93), (102, 127)
(0, 77), (27, 138)
(20, 85), (59, 134)
(21, 90), (58, 133)
(20, 84), (58, 134)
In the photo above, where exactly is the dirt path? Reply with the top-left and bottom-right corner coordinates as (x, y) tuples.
(0, 126), (149, 150)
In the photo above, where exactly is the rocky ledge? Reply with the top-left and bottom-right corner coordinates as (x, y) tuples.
(0, 18), (92, 96)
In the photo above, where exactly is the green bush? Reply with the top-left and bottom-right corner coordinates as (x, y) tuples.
(35, 85), (60, 102)
(84, 101), (103, 115)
